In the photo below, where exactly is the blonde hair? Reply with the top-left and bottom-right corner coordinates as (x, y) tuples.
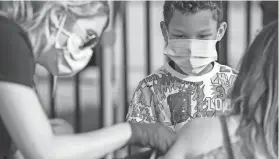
(0, 1), (109, 56)
(231, 21), (278, 159)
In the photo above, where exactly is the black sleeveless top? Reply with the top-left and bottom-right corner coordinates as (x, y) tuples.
(0, 16), (35, 158)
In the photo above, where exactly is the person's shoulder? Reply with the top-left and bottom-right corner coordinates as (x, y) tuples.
(0, 16), (32, 52)
(0, 16), (23, 33)
(215, 62), (238, 76)
(0, 15), (30, 47)
(138, 65), (170, 86)
(0, 16), (34, 87)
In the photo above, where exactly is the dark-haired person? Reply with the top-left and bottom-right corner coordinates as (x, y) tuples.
(127, 0), (236, 136)
(125, 1), (237, 156)
(163, 20), (278, 159)
(260, 1), (278, 26)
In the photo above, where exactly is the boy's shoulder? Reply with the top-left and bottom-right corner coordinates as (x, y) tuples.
(137, 64), (174, 86)
(215, 62), (239, 76)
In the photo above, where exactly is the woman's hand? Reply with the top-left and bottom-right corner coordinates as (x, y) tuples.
(50, 118), (74, 134)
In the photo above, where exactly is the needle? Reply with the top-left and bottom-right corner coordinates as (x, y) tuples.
(80, 35), (98, 49)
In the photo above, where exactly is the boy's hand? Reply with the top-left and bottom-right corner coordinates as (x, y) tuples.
(128, 122), (177, 154)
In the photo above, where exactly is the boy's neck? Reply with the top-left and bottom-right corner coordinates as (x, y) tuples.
(170, 60), (214, 76)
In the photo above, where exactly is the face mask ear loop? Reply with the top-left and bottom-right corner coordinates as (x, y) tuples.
(166, 28), (170, 40)
(55, 14), (69, 49)
(165, 28), (170, 48)
(59, 14), (72, 37)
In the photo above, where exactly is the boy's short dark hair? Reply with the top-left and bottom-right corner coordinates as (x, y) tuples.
(163, 1), (224, 26)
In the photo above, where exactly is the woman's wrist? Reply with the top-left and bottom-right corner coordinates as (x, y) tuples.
(125, 122), (134, 144)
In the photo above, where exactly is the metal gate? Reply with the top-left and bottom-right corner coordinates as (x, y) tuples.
(43, 1), (277, 158)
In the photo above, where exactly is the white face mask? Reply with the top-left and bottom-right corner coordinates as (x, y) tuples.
(164, 38), (218, 75)
(37, 14), (95, 77)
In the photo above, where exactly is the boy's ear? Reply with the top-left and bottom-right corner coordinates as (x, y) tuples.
(216, 22), (227, 41)
(160, 21), (168, 42)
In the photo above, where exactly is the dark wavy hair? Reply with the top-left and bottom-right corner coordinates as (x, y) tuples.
(163, 1), (223, 26)
(231, 20), (278, 159)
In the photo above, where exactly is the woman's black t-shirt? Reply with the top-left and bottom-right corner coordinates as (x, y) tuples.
(0, 16), (35, 157)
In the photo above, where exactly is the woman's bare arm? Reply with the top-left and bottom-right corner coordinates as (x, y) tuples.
(163, 116), (240, 159)
(0, 82), (132, 159)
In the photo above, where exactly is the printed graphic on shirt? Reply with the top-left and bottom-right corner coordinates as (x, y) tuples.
(127, 63), (238, 128)
(127, 81), (155, 123)
(167, 82), (203, 125)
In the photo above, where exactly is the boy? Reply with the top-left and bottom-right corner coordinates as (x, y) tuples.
(126, 1), (238, 132)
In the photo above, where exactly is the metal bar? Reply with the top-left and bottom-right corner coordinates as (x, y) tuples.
(103, 1), (115, 127)
(101, 2), (116, 158)
(122, 1), (129, 122)
(217, 1), (228, 65)
(97, 45), (105, 159)
(50, 75), (56, 118)
(121, 1), (131, 155)
(246, 1), (251, 47)
(102, 45), (114, 159)
(145, 1), (151, 75)
(102, 43), (114, 159)
(74, 73), (81, 133)
(98, 45), (104, 129)
(114, 2), (126, 125)
(111, 2), (130, 158)
(102, 0), (114, 135)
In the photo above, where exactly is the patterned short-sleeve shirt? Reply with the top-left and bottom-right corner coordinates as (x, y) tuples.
(126, 61), (238, 131)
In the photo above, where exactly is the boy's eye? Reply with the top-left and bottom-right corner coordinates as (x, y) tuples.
(199, 34), (212, 39)
(173, 35), (185, 38)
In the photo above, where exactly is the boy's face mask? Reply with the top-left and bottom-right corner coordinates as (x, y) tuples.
(37, 14), (96, 77)
(164, 36), (218, 76)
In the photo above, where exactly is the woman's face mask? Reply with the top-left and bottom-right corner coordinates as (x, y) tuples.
(37, 14), (98, 77)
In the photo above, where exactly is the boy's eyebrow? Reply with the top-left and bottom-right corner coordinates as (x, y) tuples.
(198, 28), (212, 33)
(171, 28), (185, 34)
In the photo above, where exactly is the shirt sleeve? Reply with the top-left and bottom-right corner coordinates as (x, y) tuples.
(0, 24), (34, 88)
(126, 80), (157, 123)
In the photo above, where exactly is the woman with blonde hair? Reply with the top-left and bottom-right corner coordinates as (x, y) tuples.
(163, 20), (278, 159)
(0, 1), (176, 159)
